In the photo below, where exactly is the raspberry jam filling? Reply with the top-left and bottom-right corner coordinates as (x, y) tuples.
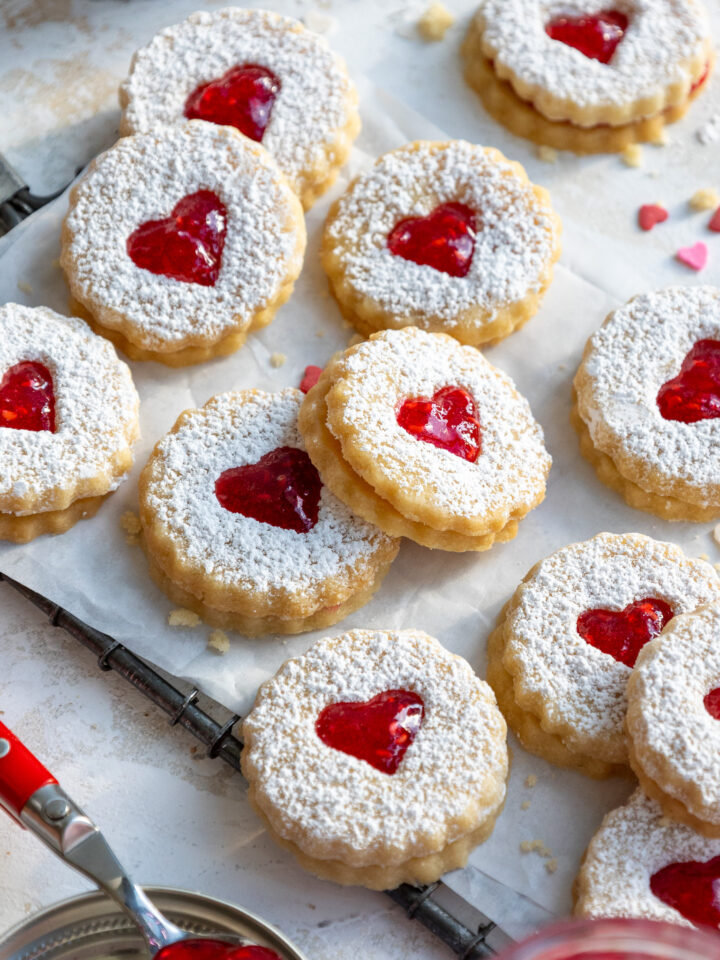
(397, 385), (481, 462)
(545, 10), (628, 63)
(650, 855), (720, 927)
(316, 689), (425, 775)
(704, 687), (720, 720)
(656, 339), (720, 423)
(0, 361), (56, 432)
(156, 941), (282, 960)
(576, 598), (674, 668)
(184, 64), (281, 142)
(127, 190), (227, 287)
(215, 446), (321, 533)
(387, 202), (476, 277)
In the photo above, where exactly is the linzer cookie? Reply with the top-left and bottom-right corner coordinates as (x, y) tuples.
(322, 140), (561, 346)
(119, 8), (359, 209)
(574, 286), (720, 521)
(61, 121), (305, 366)
(298, 327), (551, 551)
(0, 303), (139, 543)
(242, 628), (508, 889)
(463, 0), (712, 153)
(575, 789), (720, 927)
(487, 533), (720, 778)
(139, 389), (398, 635)
(626, 602), (720, 837)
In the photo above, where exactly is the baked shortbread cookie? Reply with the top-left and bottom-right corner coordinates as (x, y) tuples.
(575, 789), (720, 927)
(322, 140), (561, 346)
(242, 628), (509, 889)
(463, 0), (712, 153)
(574, 286), (720, 522)
(488, 533), (720, 778)
(119, 8), (359, 210)
(61, 121), (305, 366)
(298, 328), (551, 552)
(0, 303), (139, 543)
(139, 389), (398, 635)
(626, 603), (720, 838)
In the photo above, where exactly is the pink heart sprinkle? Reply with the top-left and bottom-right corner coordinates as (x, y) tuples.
(676, 242), (708, 271)
(638, 204), (669, 231)
(299, 364), (323, 394)
(709, 207), (720, 233)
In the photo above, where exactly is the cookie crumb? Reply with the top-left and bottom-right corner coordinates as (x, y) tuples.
(168, 608), (201, 628)
(690, 188), (720, 212)
(120, 510), (142, 543)
(545, 858), (559, 874)
(622, 144), (644, 168)
(713, 524), (720, 547)
(16, 281), (32, 295)
(521, 799), (531, 811)
(417, 3), (454, 40)
(698, 552), (710, 561)
(697, 113), (720, 145)
(536, 145), (558, 164)
(270, 352), (287, 368)
(302, 10), (337, 34)
(525, 774), (538, 788)
(315, 329), (326, 338)
(207, 629), (230, 655)
(519, 840), (534, 853)
(658, 816), (673, 828)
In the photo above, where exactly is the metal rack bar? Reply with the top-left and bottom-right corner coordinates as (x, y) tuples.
(0, 571), (498, 959)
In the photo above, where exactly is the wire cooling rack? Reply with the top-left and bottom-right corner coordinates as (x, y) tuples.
(0, 571), (512, 960)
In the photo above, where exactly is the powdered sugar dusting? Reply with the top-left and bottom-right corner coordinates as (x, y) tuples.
(120, 8), (355, 191)
(329, 328), (551, 520)
(696, 112), (720, 144)
(62, 122), (301, 349)
(326, 141), (558, 324)
(0, 304), (138, 514)
(143, 389), (393, 595)
(243, 628), (508, 861)
(504, 533), (720, 759)
(576, 286), (720, 505)
(476, 0), (709, 111)
(629, 603), (720, 822)
(577, 789), (720, 925)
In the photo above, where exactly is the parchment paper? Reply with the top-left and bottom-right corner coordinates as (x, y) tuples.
(2, 70), (720, 934)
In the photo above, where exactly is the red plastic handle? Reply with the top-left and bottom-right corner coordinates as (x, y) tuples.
(0, 721), (57, 820)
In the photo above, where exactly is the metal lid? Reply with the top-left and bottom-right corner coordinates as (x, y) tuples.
(0, 887), (308, 960)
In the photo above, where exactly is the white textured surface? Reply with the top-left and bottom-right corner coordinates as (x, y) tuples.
(0, 303), (138, 513)
(578, 789), (720, 925)
(144, 389), (391, 594)
(504, 533), (720, 757)
(475, 0), (709, 110)
(325, 140), (558, 323)
(245, 629), (507, 861)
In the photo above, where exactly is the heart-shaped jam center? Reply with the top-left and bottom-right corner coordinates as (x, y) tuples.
(184, 64), (281, 142)
(704, 687), (720, 719)
(156, 941), (282, 960)
(576, 598), (673, 668)
(397, 385), (481, 462)
(387, 202), (476, 277)
(316, 689), (425, 775)
(215, 446), (321, 533)
(657, 340), (720, 423)
(127, 190), (227, 287)
(0, 361), (55, 432)
(545, 10), (628, 63)
(650, 855), (720, 927)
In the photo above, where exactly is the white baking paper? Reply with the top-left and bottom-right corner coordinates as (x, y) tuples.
(2, 68), (720, 934)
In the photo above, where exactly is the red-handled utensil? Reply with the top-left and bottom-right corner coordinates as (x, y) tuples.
(0, 721), (279, 960)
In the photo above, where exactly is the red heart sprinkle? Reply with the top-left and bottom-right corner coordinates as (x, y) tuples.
(651, 855), (720, 927)
(397, 385), (481, 462)
(545, 10), (628, 63)
(299, 365), (323, 394)
(127, 190), (227, 287)
(657, 339), (720, 423)
(156, 941), (282, 960)
(638, 204), (668, 231)
(215, 446), (321, 533)
(184, 64), (281, 142)
(576, 598), (673, 668)
(709, 207), (720, 232)
(387, 202), (476, 277)
(676, 241), (708, 271)
(316, 689), (425, 775)
(0, 361), (55, 433)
